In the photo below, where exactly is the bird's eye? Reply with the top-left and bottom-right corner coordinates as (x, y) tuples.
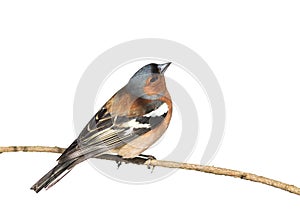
(150, 76), (158, 83)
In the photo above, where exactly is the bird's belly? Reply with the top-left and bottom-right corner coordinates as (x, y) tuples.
(110, 120), (169, 158)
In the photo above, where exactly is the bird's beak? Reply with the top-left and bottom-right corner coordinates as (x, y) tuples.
(158, 62), (171, 74)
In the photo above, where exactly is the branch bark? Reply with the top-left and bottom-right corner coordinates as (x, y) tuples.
(1, 146), (299, 196)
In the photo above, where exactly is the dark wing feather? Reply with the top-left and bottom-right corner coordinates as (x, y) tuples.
(57, 107), (110, 162)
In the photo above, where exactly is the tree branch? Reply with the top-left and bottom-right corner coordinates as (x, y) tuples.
(1, 146), (300, 196)
(0, 146), (65, 154)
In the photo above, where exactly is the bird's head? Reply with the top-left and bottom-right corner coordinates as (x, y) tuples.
(126, 62), (171, 100)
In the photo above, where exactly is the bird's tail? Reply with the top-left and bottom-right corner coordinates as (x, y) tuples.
(30, 160), (74, 193)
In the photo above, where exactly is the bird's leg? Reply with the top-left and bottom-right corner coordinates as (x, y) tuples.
(138, 154), (156, 172)
(116, 160), (122, 169)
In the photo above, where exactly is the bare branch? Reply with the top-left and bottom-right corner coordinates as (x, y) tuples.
(1, 146), (300, 196)
(0, 146), (65, 154)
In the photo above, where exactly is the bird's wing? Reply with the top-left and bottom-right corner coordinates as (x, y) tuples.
(56, 106), (112, 162)
(58, 99), (169, 163)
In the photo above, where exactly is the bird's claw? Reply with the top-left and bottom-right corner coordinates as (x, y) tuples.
(139, 154), (156, 173)
(116, 160), (122, 169)
(147, 164), (155, 173)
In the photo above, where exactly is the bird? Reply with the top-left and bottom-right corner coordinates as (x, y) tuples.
(31, 62), (173, 193)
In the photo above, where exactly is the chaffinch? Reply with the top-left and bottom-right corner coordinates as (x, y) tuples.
(31, 62), (173, 193)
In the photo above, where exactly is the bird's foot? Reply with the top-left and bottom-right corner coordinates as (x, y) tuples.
(138, 154), (156, 172)
(116, 160), (122, 169)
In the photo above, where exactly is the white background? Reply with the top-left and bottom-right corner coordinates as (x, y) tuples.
(0, 1), (300, 219)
